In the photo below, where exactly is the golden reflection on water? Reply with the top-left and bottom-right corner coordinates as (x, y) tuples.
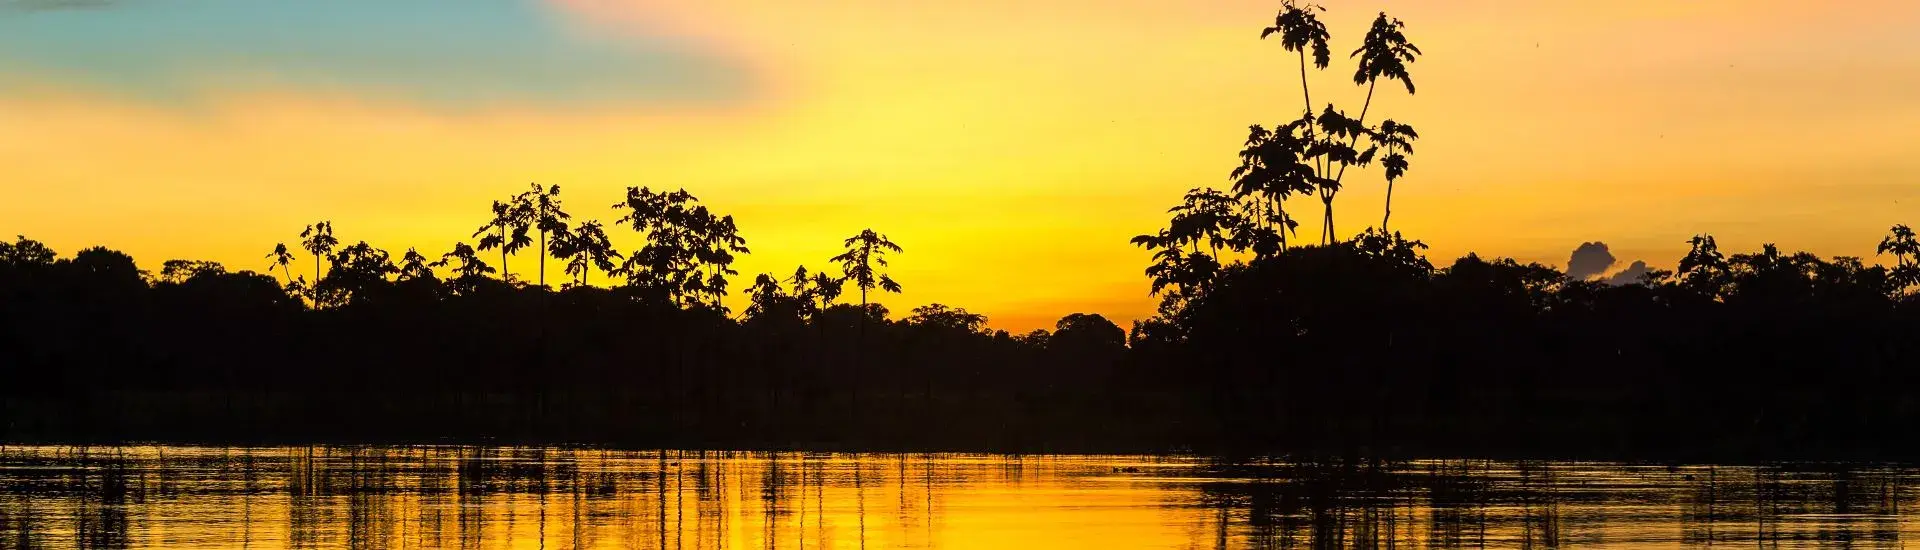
(0, 447), (1916, 549)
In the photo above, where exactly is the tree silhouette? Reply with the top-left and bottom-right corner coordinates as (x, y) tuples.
(318, 241), (397, 307)
(473, 199), (532, 284)
(809, 271), (844, 311)
(745, 273), (807, 322)
(299, 222), (338, 304)
(1132, 188), (1239, 307)
(397, 248), (434, 282)
(1373, 119), (1419, 231)
(1679, 234), (1731, 298)
(551, 220), (621, 288)
(1325, 13), (1421, 239)
(1263, 1), (1331, 116)
(778, 266), (825, 319)
(431, 242), (495, 294)
(1879, 224), (1919, 294)
(692, 212), (750, 309)
(1230, 124), (1315, 253)
(1260, 1), (1330, 244)
(1255, 7), (1421, 244)
(157, 259), (225, 285)
(1308, 105), (1371, 243)
(831, 229), (904, 307)
(904, 304), (988, 334)
(265, 243), (297, 286)
(517, 183), (571, 288)
(612, 187), (748, 307)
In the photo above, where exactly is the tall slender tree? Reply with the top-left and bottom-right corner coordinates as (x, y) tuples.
(1263, 1), (1331, 117)
(265, 243), (297, 285)
(1879, 224), (1919, 293)
(1261, 1), (1331, 241)
(473, 199), (532, 283)
(299, 222), (338, 304)
(518, 183), (571, 288)
(1256, 7), (1420, 245)
(831, 229), (904, 307)
(1373, 119), (1419, 231)
(1325, 13), (1420, 239)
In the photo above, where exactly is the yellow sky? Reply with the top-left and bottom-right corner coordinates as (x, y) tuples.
(2, 0), (1917, 331)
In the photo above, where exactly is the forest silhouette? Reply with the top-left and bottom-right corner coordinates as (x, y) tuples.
(4, 4), (1919, 459)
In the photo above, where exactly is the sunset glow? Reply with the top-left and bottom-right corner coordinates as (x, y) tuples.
(4, 0), (1916, 330)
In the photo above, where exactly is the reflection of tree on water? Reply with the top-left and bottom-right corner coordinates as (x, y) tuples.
(1198, 459), (1427, 550)
(74, 449), (132, 550)
(12, 448), (1920, 548)
(286, 446), (326, 549)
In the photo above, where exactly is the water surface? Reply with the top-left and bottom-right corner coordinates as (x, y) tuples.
(0, 446), (1912, 548)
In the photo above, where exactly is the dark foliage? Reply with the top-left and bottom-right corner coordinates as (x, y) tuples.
(3, 224), (1917, 459)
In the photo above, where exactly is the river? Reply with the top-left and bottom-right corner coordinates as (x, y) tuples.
(0, 446), (1909, 548)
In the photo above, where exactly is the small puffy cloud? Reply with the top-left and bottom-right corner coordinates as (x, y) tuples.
(1567, 241), (1616, 280)
(1603, 260), (1652, 286)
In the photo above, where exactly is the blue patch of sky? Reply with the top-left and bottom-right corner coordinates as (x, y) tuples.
(0, 0), (753, 107)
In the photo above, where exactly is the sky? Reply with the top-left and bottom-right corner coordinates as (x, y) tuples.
(2, 0), (1917, 331)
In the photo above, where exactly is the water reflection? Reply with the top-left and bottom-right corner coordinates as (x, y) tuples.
(0, 447), (1917, 549)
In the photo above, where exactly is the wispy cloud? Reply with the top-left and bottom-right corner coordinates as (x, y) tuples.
(0, 0), (755, 108)
(2, 0), (117, 12)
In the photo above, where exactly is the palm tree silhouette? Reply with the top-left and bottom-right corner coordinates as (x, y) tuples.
(518, 183), (571, 288)
(299, 222), (338, 304)
(265, 243), (297, 286)
(1373, 119), (1419, 231)
(552, 220), (621, 288)
(831, 229), (904, 307)
(473, 200), (532, 283)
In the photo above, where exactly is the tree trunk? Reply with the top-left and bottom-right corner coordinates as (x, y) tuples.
(1382, 181), (1395, 232)
(1298, 50), (1312, 116)
(1321, 197), (1336, 245)
(1324, 80), (1378, 245)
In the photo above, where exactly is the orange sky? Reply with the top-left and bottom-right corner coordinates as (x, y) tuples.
(2, 0), (1917, 331)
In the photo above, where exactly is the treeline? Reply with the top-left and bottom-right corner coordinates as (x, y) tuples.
(0, 205), (1145, 451)
(1125, 226), (1920, 459)
(3, 222), (1917, 458)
